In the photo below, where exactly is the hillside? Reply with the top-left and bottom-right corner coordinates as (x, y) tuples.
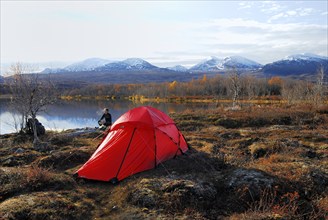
(49, 69), (197, 84)
(262, 53), (328, 77)
(0, 105), (327, 219)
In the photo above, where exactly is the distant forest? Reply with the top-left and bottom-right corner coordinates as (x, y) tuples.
(60, 74), (326, 104)
(1, 73), (327, 104)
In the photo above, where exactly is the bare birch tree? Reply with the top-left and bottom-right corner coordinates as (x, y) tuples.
(7, 63), (56, 147)
(227, 69), (242, 108)
(312, 65), (326, 106)
(243, 75), (258, 101)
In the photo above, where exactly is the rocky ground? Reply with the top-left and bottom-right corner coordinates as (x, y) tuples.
(0, 104), (327, 219)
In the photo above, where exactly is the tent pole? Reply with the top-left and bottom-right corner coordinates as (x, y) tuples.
(154, 128), (157, 168)
(115, 127), (137, 179)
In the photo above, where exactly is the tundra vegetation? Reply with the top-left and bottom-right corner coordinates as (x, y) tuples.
(0, 104), (327, 219)
(0, 67), (327, 219)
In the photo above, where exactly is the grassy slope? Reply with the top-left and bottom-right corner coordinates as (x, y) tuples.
(0, 105), (327, 219)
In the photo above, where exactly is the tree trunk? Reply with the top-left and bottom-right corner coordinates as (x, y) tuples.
(20, 113), (25, 133)
(31, 115), (40, 147)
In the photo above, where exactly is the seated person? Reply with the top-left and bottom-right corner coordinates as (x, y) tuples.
(98, 108), (112, 129)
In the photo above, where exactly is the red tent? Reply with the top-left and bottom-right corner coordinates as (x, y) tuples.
(77, 106), (188, 182)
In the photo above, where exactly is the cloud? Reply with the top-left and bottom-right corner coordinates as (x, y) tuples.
(268, 7), (316, 22)
(238, 2), (253, 10)
(259, 1), (285, 14)
(268, 13), (285, 22)
(186, 18), (327, 63)
(286, 10), (297, 16)
(138, 16), (328, 66)
(297, 7), (315, 16)
(1, 1), (327, 69)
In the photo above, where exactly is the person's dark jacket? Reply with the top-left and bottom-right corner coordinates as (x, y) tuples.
(99, 113), (112, 126)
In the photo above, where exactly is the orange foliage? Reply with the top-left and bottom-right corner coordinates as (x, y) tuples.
(202, 74), (207, 83)
(169, 81), (178, 91)
(268, 76), (283, 86)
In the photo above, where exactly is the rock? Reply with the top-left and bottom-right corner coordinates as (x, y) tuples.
(142, 207), (149, 213)
(305, 150), (317, 159)
(14, 148), (25, 154)
(33, 142), (54, 152)
(128, 187), (158, 208)
(309, 170), (328, 194)
(50, 135), (72, 146)
(219, 131), (241, 139)
(249, 143), (268, 159)
(272, 116), (292, 125)
(216, 118), (242, 129)
(226, 168), (278, 202)
(161, 179), (217, 203)
(36, 149), (91, 170)
(2, 156), (15, 166)
(280, 139), (302, 148)
(1, 153), (39, 167)
(111, 205), (118, 211)
(227, 169), (275, 188)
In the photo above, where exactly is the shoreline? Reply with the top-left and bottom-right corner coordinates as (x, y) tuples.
(2, 94), (327, 104)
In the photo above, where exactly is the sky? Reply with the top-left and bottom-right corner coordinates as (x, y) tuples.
(1, 0), (328, 72)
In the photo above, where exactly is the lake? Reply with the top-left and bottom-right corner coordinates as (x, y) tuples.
(0, 99), (218, 134)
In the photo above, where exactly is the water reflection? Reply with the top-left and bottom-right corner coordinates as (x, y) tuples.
(0, 99), (216, 134)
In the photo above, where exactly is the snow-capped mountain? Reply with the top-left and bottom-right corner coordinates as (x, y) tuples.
(282, 53), (327, 62)
(42, 67), (65, 74)
(42, 58), (111, 73)
(64, 58), (111, 72)
(189, 56), (223, 72)
(95, 58), (158, 71)
(262, 53), (328, 76)
(38, 53), (327, 81)
(167, 65), (188, 72)
(222, 56), (262, 69)
(190, 56), (262, 72)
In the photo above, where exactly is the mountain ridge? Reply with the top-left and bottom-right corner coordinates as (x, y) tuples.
(41, 53), (327, 75)
(31, 53), (328, 84)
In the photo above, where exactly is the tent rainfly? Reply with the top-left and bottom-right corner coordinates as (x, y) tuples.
(76, 106), (188, 182)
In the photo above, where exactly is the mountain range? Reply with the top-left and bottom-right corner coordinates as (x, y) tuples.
(33, 53), (328, 84)
(41, 55), (265, 74)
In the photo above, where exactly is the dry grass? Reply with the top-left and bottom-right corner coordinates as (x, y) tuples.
(0, 191), (94, 220)
(0, 104), (327, 219)
(26, 164), (52, 183)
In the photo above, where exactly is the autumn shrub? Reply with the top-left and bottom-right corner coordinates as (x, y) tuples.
(237, 187), (311, 219)
(26, 164), (52, 184)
